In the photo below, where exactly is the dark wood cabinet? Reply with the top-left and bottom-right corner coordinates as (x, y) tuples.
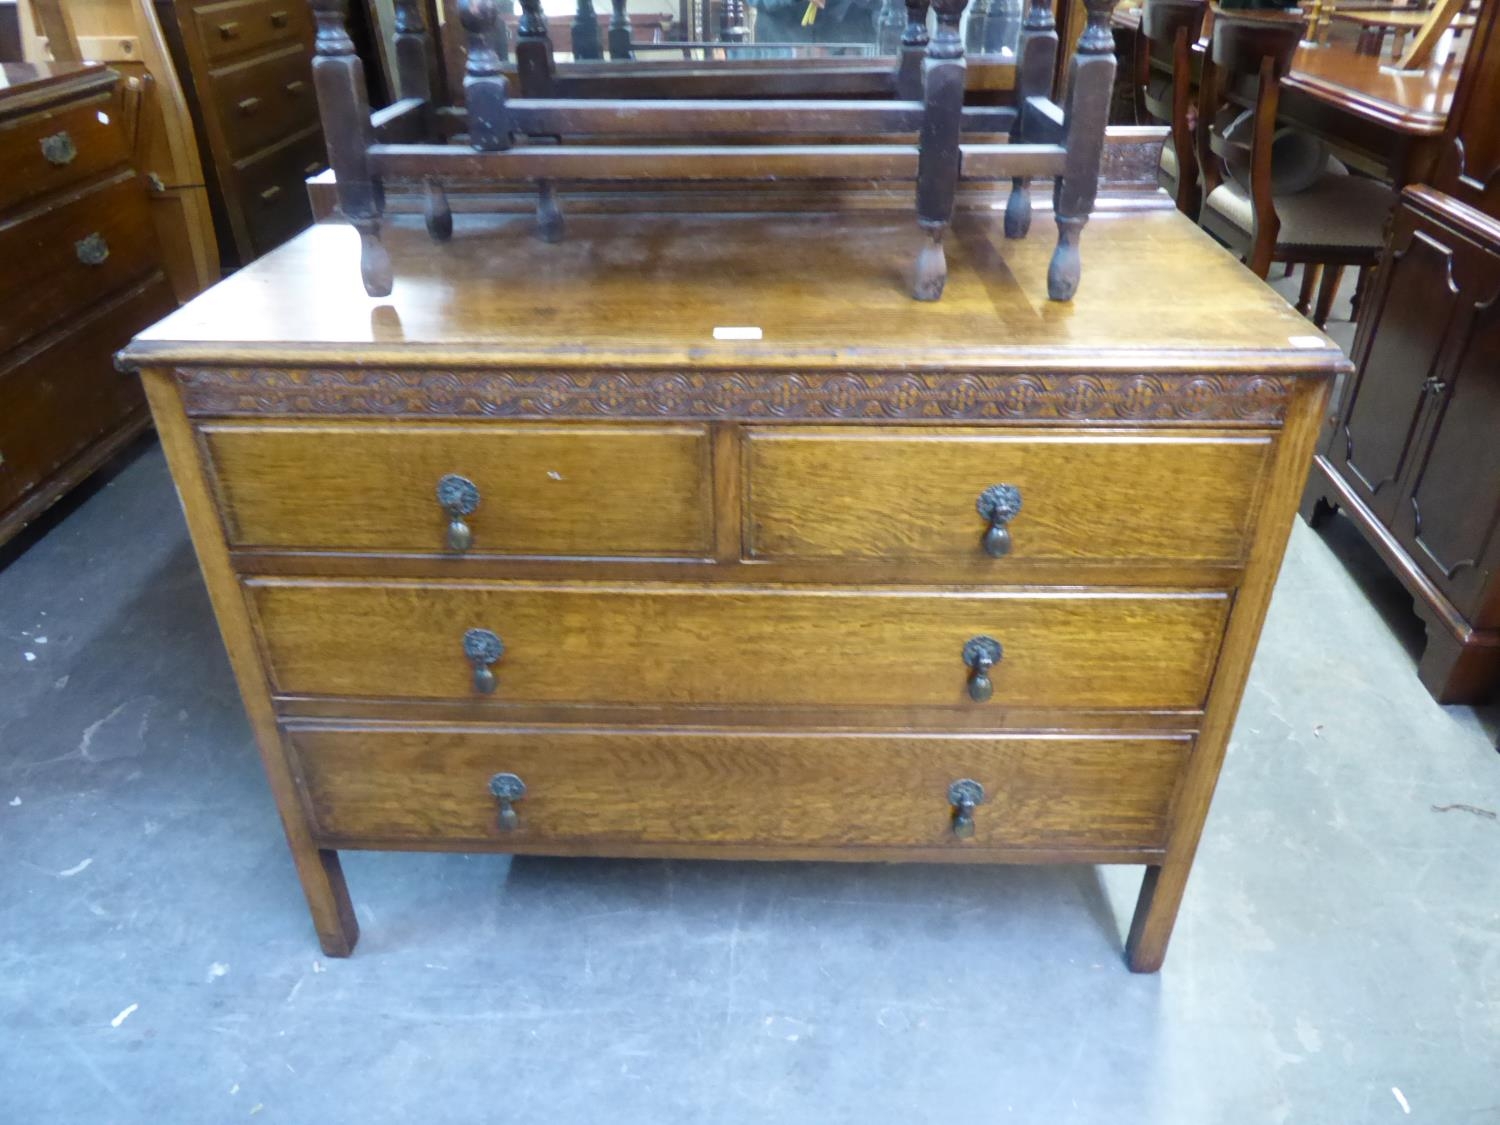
(1302, 0), (1500, 703)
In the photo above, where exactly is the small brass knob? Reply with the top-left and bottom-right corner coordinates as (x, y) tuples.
(437, 473), (480, 552)
(40, 130), (77, 166)
(976, 484), (1022, 558)
(489, 772), (526, 830)
(463, 628), (503, 694)
(962, 636), (1002, 703)
(75, 233), (109, 266)
(947, 778), (984, 839)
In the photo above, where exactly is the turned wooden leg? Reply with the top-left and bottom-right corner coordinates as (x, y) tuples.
(293, 847), (360, 957)
(353, 215), (393, 297)
(1296, 262), (1321, 316)
(1417, 617), (1500, 705)
(1048, 215), (1087, 301)
(1313, 264), (1345, 328)
(913, 223), (948, 301)
(1124, 862), (1187, 972)
(536, 180), (564, 242)
(1350, 264), (1372, 321)
(424, 180), (453, 241)
(1004, 177), (1032, 238)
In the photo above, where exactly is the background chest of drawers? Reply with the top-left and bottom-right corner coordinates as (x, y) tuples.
(155, 0), (325, 266)
(0, 61), (175, 547)
(122, 207), (1343, 972)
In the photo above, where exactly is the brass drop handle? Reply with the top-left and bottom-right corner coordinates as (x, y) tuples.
(75, 233), (109, 266)
(218, 20), (241, 38)
(976, 483), (1022, 558)
(489, 772), (526, 830)
(269, 9), (290, 27)
(962, 636), (1002, 703)
(237, 96), (262, 116)
(437, 473), (480, 551)
(284, 80), (306, 96)
(947, 778), (985, 839)
(40, 130), (77, 166)
(463, 628), (504, 694)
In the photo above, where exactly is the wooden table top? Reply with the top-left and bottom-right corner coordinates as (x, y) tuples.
(1112, 9), (1461, 134)
(124, 209), (1347, 375)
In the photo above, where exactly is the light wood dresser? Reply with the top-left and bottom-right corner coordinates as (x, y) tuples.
(120, 206), (1345, 971)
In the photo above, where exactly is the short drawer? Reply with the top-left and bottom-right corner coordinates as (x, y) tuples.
(250, 581), (1230, 710)
(194, 0), (309, 64)
(203, 422), (715, 556)
(744, 427), (1273, 566)
(0, 91), (131, 216)
(288, 725), (1191, 852)
(206, 45), (317, 161)
(232, 127), (323, 256)
(0, 172), (159, 356)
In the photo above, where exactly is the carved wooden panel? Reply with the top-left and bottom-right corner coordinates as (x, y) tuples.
(175, 367), (1295, 424)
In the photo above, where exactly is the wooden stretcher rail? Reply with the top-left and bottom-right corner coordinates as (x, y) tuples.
(368, 143), (1068, 183)
(499, 98), (1019, 137)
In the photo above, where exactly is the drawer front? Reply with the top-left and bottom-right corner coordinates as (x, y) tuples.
(203, 422), (715, 556)
(0, 92), (131, 216)
(0, 277), (171, 513)
(745, 427), (1273, 565)
(251, 581), (1229, 710)
(0, 173), (160, 356)
(289, 726), (1191, 851)
(207, 45), (316, 161)
(233, 127), (323, 256)
(193, 0), (309, 64)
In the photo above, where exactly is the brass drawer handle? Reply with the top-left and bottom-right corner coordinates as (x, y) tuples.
(269, 9), (290, 27)
(976, 483), (1022, 558)
(40, 130), (77, 166)
(238, 96), (262, 115)
(284, 79), (306, 96)
(259, 185), (283, 204)
(947, 779), (985, 839)
(304, 161), (324, 176)
(75, 233), (109, 266)
(463, 628), (504, 694)
(437, 473), (480, 551)
(218, 20), (241, 39)
(489, 772), (526, 830)
(962, 635), (1002, 703)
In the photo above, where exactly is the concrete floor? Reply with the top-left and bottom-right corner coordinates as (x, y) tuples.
(2, 300), (1498, 1121)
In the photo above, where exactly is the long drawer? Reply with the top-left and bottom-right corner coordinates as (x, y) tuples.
(207, 44), (316, 161)
(249, 580), (1230, 710)
(193, 0), (310, 65)
(202, 421), (715, 556)
(745, 427), (1273, 565)
(288, 725), (1191, 851)
(0, 172), (159, 356)
(0, 87), (130, 217)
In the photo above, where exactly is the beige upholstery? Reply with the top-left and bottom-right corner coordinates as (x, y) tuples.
(1203, 171), (1395, 252)
(1158, 136), (1179, 195)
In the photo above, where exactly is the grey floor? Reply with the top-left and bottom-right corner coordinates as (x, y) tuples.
(2, 280), (1499, 1123)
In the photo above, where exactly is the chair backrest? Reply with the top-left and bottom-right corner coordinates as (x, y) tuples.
(1195, 7), (1304, 269)
(1137, 0), (1207, 213)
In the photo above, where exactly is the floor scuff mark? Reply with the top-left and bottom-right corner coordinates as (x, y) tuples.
(58, 858), (93, 878)
(110, 1003), (138, 1028)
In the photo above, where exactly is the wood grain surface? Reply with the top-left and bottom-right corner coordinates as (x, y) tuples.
(288, 724), (1191, 851)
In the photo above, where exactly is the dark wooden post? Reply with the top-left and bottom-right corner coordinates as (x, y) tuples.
(1002, 0), (1058, 240)
(608, 0), (632, 58)
(462, 0), (511, 150)
(516, 0), (556, 95)
(393, 0), (434, 102)
(1047, 0), (1118, 300)
(896, 0), (931, 99)
(965, 0), (990, 53)
(573, 0), (603, 59)
(311, 0), (391, 296)
(912, 0), (970, 300)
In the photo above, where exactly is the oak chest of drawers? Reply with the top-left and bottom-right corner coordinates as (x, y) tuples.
(121, 206), (1344, 971)
(0, 62), (175, 547)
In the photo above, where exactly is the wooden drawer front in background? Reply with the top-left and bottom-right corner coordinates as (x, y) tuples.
(203, 422), (714, 556)
(193, 0), (309, 65)
(0, 93), (131, 217)
(207, 45), (316, 161)
(745, 427), (1272, 565)
(0, 173), (158, 356)
(0, 278), (170, 512)
(289, 726), (1191, 851)
(234, 127), (323, 255)
(250, 581), (1230, 710)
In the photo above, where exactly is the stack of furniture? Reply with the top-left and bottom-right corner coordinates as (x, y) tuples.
(155, 0), (327, 266)
(1302, 0), (1500, 707)
(0, 62), (175, 546)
